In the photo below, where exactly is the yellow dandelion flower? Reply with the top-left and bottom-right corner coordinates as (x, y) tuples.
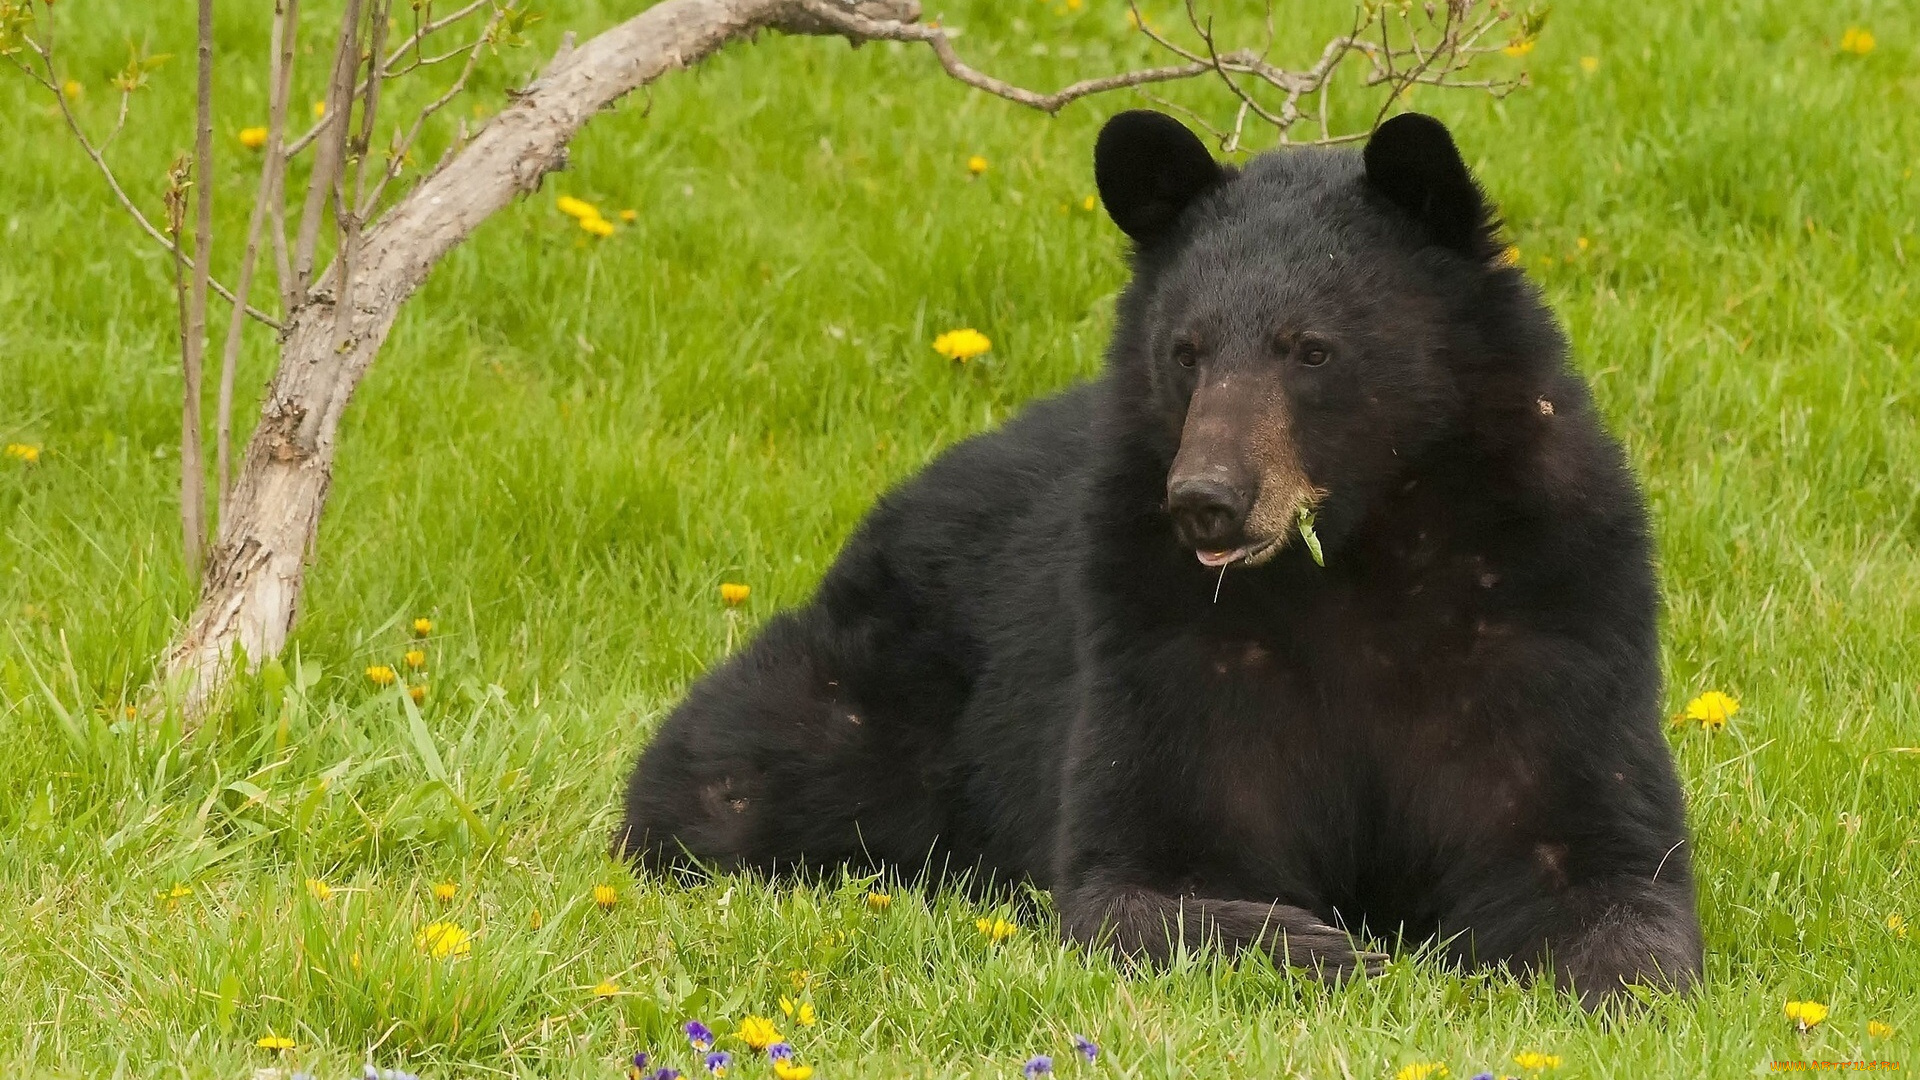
(773, 1062), (814, 1080)
(720, 582), (751, 606)
(312, 99), (326, 118)
(305, 878), (333, 901)
(431, 881), (458, 902)
(976, 916), (1017, 942)
(168, 884), (192, 899)
(1513, 1051), (1562, 1071)
(1784, 999), (1829, 1030)
(408, 683), (427, 705)
(1065, 0), (1081, 9)
(349, 950), (362, 973)
(778, 996), (817, 1026)
(933, 328), (992, 362)
(238, 126), (268, 150)
(366, 664), (397, 687)
(255, 1034), (296, 1051)
(735, 1015), (782, 1051)
(620, 208), (638, 223)
(1684, 690), (1739, 730)
(1081, 194), (1097, 211)
(529, 906), (544, 929)
(579, 214), (615, 238)
(1839, 27), (1876, 55)
(866, 890), (892, 911)
(5, 443), (41, 463)
(1575, 236), (1590, 252)
(404, 649), (426, 670)
(1502, 245), (1522, 266)
(788, 969), (812, 989)
(1579, 55), (1599, 73)
(967, 154), (988, 176)
(412, 617), (433, 636)
(593, 979), (620, 998)
(593, 884), (618, 910)
(61, 78), (83, 100)
(415, 921), (472, 958)
(1396, 1064), (1448, 1080)
(1869, 1020), (1895, 1038)
(1502, 38), (1535, 57)
(1887, 912), (1908, 939)
(556, 195), (599, 220)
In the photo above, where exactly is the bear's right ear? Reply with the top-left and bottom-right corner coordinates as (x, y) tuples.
(1095, 110), (1223, 246)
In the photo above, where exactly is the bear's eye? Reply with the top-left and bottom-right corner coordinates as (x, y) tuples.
(1298, 341), (1332, 368)
(1172, 341), (1199, 368)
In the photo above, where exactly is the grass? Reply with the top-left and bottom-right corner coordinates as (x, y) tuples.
(2, 0), (1917, 1075)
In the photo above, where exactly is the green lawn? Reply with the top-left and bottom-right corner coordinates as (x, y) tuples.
(2, 0), (1917, 1075)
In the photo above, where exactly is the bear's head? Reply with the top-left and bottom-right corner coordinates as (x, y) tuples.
(1096, 109), (1522, 568)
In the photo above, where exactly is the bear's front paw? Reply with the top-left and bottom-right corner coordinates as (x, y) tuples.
(1196, 899), (1383, 981)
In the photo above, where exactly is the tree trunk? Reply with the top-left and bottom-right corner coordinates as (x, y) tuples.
(161, 0), (923, 713)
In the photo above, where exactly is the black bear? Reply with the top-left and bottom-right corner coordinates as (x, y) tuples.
(618, 110), (1702, 1008)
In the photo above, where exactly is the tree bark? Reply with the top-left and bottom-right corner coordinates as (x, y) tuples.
(160, 0), (924, 713)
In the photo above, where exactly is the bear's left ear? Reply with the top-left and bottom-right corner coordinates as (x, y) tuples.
(1095, 110), (1224, 246)
(1362, 112), (1493, 256)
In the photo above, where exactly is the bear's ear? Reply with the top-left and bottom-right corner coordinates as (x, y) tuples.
(1362, 112), (1492, 256)
(1095, 110), (1224, 246)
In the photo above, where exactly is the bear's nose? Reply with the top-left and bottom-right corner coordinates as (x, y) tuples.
(1167, 475), (1250, 549)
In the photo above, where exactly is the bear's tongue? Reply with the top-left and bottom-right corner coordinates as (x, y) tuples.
(1196, 544), (1257, 568)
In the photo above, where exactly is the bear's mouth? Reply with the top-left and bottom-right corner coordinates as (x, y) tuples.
(1194, 538), (1276, 568)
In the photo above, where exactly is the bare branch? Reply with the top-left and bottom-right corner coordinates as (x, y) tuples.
(186, 0), (215, 564)
(269, 0), (301, 314)
(217, 0), (299, 511)
(792, 0), (1516, 146)
(1182, 2), (1285, 132)
(382, 0), (489, 72)
(14, 32), (282, 329)
(293, 0), (365, 296)
(335, 0), (393, 344)
(283, 0), (491, 158)
(359, 7), (503, 218)
(164, 160), (205, 576)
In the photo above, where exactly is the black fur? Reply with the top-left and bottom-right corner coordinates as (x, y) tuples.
(618, 112), (1702, 1008)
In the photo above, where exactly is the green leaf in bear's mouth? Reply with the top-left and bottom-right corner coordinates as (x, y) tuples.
(1297, 506), (1324, 567)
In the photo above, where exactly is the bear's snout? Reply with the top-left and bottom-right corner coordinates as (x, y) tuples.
(1167, 472), (1252, 550)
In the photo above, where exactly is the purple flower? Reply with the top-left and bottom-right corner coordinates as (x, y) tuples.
(767, 1042), (795, 1062)
(685, 1020), (715, 1050)
(628, 1052), (651, 1078)
(704, 1051), (732, 1075)
(650, 1071), (683, 1080)
(1468, 1075), (1495, 1080)
(1072, 1036), (1099, 1064)
(1024, 1056), (1054, 1077)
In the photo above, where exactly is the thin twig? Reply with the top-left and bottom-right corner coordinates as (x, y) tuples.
(294, 0), (365, 297)
(283, 0), (491, 158)
(793, 0), (1508, 146)
(12, 36), (282, 329)
(269, 0), (301, 314)
(359, 7), (502, 217)
(164, 159), (204, 576)
(180, 0), (216, 570)
(335, 0), (392, 344)
(217, 0), (299, 511)
(1183, 2), (1285, 131)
